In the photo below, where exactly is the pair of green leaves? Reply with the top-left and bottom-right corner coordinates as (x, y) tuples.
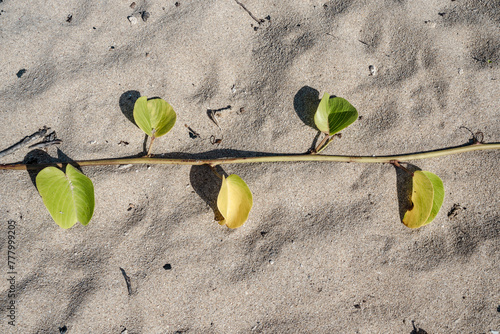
(314, 92), (358, 135)
(37, 96), (177, 229)
(133, 96), (177, 139)
(36, 164), (95, 229)
(403, 170), (445, 228)
(36, 165), (255, 230)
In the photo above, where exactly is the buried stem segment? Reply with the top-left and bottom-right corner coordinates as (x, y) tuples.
(0, 143), (498, 171)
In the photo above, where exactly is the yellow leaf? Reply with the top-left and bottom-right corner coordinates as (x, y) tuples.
(217, 174), (253, 229)
(402, 170), (434, 229)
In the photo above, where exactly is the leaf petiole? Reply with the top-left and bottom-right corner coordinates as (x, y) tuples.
(391, 160), (413, 176)
(147, 133), (156, 157)
(209, 165), (223, 180)
(315, 133), (341, 154)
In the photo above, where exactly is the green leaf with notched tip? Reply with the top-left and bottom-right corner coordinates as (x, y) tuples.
(402, 170), (434, 229)
(421, 171), (445, 226)
(314, 93), (358, 135)
(133, 96), (177, 137)
(217, 174), (253, 229)
(36, 164), (95, 229)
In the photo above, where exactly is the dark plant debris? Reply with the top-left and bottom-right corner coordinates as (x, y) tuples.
(448, 203), (465, 218)
(119, 267), (133, 295)
(141, 11), (150, 22)
(185, 124), (200, 139)
(16, 69), (26, 78)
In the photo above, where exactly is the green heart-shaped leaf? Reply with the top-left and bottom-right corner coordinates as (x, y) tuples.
(402, 170), (434, 229)
(314, 93), (358, 135)
(421, 171), (445, 226)
(217, 174), (253, 229)
(133, 96), (177, 138)
(36, 164), (95, 229)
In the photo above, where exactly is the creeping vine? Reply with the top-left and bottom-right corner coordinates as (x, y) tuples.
(0, 93), (498, 230)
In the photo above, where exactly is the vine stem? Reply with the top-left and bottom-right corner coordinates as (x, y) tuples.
(0, 143), (498, 171)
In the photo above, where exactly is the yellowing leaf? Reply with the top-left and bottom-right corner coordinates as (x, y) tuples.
(314, 93), (358, 135)
(36, 164), (95, 229)
(217, 174), (253, 229)
(421, 171), (445, 226)
(402, 170), (446, 228)
(402, 170), (434, 229)
(133, 96), (176, 138)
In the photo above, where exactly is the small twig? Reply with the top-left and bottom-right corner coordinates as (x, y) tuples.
(459, 126), (484, 144)
(119, 267), (132, 296)
(207, 110), (221, 130)
(185, 124), (200, 139)
(29, 139), (62, 150)
(207, 105), (231, 130)
(210, 135), (223, 146)
(234, 0), (264, 24)
(0, 127), (50, 159)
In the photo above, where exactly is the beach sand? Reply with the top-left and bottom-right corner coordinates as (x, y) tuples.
(0, 0), (499, 333)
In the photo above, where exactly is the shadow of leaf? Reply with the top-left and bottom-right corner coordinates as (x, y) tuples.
(24, 149), (84, 189)
(23, 149), (59, 188)
(119, 90), (141, 126)
(395, 163), (421, 223)
(189, 165), (226, 222)
(293, 86), (320, 129)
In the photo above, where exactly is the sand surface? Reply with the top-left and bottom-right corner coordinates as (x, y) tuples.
(0, 0), (499, 333)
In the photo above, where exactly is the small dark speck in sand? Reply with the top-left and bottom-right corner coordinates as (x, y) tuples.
(141, 11), (150, 22)
(411, 321), (428, 334)
(59, 326), (68, 334)
(16, 69), (26, 78)
(163, 263), (172, 270)
(66, 14), (72, 23)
